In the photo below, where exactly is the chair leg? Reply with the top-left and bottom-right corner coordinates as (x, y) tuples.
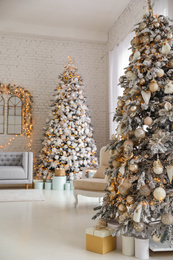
(25, 184), (29, 189)
(73, 191), (78, 207)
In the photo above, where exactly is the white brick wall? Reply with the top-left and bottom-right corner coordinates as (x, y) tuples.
(0, 0), (159, 161)
(0, 34), (108, 159)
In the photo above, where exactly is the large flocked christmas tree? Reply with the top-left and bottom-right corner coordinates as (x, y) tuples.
(37, 57), (98, 180)
(94, 1), (173, 244)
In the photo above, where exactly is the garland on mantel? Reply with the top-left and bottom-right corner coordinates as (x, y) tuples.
(0, 83), (33, 137)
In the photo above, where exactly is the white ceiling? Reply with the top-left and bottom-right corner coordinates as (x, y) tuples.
(0, 0), (132, 42)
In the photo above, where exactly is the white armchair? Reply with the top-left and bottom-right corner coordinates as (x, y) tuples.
(73, 146), (109, 207)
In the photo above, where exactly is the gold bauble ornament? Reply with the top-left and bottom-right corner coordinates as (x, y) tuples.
(153, 187), (166, 201)
(153, 159), (163, 175)
(135, 128), (145, 139)
(112, 160), (121, 168)
(144, 117), (152, 126)
(128, 163), (138, 172)
(133, 221), (145, 232)
(157, 69), (164, 78)
(139, 185), (151, 197)
(118, 203), (126, 213)
(152, 233), (161, 242)
(126, 195), (134, 204)
(130, 105), (137, 112)
(139, 22), (147, 31)
(126, 71), (136, 80)
(149, 79), (159, 92)
(161, 214), (173, 225)
(124, 139), (133, 147)
(131, 36), (140, 46)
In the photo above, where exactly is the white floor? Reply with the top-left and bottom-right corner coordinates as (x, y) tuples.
(0, 190), (172, 260)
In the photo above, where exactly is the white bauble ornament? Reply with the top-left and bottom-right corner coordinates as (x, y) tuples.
(153, 187), (166, 201)
(164, 81), (173, 94)
(161, 42), (171, 54)
(118, 203), (126, 213)
(141, 90), (151, 104)
(52, 148), (57, 153)
(156, 68), (164, 78)
(153, 159), (163, 175)
(161, 213), (173, 225)
(126, 71), (136, 80)
(149, 79), (159, 92)
(152, 234), (161, 243)
(130, 105), (137, 112)
(154, 22), (160, 28)
(128, 163), (138, 172)
(144, 117), (152, 126)
(142, 35), (150, 44)
(166, 165), (173, 184)
(67, 141), (71, 146)
(135, 128), (145, 139)
(55, 155), (59, 160)
(133, 50), (141, 60)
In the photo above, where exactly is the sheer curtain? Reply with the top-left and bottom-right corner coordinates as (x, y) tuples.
(109, 32), (134, 137)
(109, 0), (169, 138)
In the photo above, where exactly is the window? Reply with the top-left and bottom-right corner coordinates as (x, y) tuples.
(7, 96), (22, 135)
(0, 96), (5, 134)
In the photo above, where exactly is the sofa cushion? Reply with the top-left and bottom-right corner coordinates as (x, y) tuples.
(0, 153), (23, 166)
(73, 178), (107, 192)
(0, 166), (27, 179)
(92, 165), (108, 179)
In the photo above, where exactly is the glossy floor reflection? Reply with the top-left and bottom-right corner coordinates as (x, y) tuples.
(0, 190), (172, 260)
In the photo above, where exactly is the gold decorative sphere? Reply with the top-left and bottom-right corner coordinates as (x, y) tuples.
(128, 163), (138, 172)
(149, 80), (159, 92)
(124, 139), (133, 147)
(144, 117), (152, 126)
(112, 160), (120, 168)
(139, 185), (151, 197)
(135, 128), (145, 139)
(130, 105), (137, 112)
(118, 203), (126, 213)
(161, 214), (173, 225)
(133, 221), (145, 232)
(126, 195), (134, 204)
(152, 233), (161, 242)
(157, 69), (164, 78)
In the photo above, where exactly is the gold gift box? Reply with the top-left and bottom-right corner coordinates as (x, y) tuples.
(86, 227), (116, 254)
(55, 168), (66, 176)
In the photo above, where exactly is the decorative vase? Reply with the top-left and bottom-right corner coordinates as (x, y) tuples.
(34, 180), (44, 190)
(45, 180), (52, 190)
(135, 237), (149, 259)
(122, 234), (135, 256)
